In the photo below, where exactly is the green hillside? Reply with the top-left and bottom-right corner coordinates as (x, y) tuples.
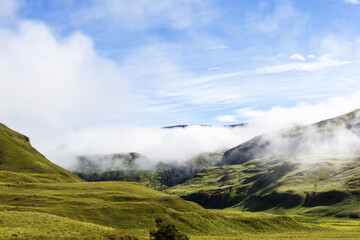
(167, 110), (360, 218)
(0, 123), (82, 183)
(0, 211), (137, 240)
(0, 181), (324, 239)
(1, 121), (360, 239)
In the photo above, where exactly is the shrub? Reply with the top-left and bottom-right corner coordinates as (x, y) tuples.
(149, 218), (189, 240)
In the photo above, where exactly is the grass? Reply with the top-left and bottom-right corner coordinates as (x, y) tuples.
(0, 123), (82, 183)
(0, 181), (328, 238)
(1, 121), (360, 239)
(189, 213), (360, 239)
(0, 211), (137, 239)
(167, 156), (360, 218)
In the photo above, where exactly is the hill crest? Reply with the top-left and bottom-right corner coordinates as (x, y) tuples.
(0, 122), (82, 183)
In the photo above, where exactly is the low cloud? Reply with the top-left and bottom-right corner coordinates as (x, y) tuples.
(57, 125), (254, 168)
(242, 115), (360, 166)
(51, 91), (360, 169)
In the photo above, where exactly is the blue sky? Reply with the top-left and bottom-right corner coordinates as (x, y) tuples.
(1, 0), (360, 165)
(4, 0), (360, 125)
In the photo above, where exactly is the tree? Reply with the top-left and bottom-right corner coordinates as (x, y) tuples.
(149, 218), (189, 240)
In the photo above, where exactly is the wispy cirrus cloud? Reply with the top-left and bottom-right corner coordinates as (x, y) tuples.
(255, 55), (352, 74)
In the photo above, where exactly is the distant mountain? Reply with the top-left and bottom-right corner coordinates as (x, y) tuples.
(222, 109), (360, 165)
(0, 123), (82, 183)
(72, 152), (222, 190)
(167, 109), (360, 218)
(163, 123), (247, 129)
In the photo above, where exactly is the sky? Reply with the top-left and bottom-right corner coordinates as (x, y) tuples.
(1, 0), (360, 167)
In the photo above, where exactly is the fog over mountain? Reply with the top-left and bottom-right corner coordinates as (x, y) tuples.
(51, 93), (360, 169)
(222, 109), (360, 166)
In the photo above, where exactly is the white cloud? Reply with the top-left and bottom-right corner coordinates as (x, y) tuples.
(235, 91), (360, 131)
(343, 0), (360, 4)
(62, 125), (249, 165)
(236, 108), (265, 118)
(56, 91), (360, 168)
(179, 71), (244, 87)
(2, 2), (360, 170)
(0, 20), (131, 153)
(255, 55), (352, 74)
(207, 45), (229, 50)
(307, 54), (317, 59)
(215, 115), (237, 123)
(290, 54), (305, 61)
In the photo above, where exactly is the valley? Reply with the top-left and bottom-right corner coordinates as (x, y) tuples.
(1, 111), (360, 239)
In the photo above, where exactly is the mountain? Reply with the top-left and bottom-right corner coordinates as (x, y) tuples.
(0, 123), (82, 183)
(0, 122), (319, 239)
(163, 123), (247, 129)
(1, 121), (359, 239)
(73, 152), (223, 190)
(167, 109), (360, 218)
(221, 109), (360, 165)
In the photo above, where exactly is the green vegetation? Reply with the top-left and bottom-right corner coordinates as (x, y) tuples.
(0, 123), (82, 183)
(150, 218), (189, 240)
(168, 109), (360, 218)
(0, 211), (137, 239)
(1, 112), (360, 240)
(168, 156), (360, 218)
(0, 181), (322, 238)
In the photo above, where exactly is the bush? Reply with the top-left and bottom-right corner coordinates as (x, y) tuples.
(149, 218), (189, 240)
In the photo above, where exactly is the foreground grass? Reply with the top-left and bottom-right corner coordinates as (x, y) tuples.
(0, 181), (359, 239)
(0, 181), (328, 238)
(189, 214), (360, 239)
(0, 211), (137, 240)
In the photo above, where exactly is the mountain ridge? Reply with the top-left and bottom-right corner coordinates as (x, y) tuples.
(167, 109), (360, 218)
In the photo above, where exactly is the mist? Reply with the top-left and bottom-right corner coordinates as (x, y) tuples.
(60, 125), (255, 169)
(51, 103), (360, 170)
(222, 109), (360, 166)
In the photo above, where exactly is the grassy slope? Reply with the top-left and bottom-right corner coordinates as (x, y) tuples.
(0, 123), (82, 183)
(0, 181), (326, 238)
(0, 211), (137, 240)
(1, 123), (359, 239)
(167, 110), (360, 218)
(167, 157), (360, 218)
